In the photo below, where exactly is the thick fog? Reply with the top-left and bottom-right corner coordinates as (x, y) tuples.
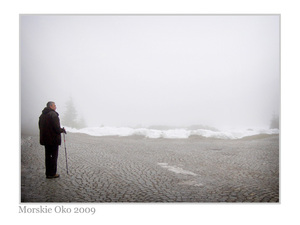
(20, 15), (280, 134)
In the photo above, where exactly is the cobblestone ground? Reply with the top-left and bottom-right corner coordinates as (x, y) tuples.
(21, 133), (279, 203)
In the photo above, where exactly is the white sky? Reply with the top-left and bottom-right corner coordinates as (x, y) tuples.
(21, 15), (280, 131)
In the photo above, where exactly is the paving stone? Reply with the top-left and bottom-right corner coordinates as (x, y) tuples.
(21, 133), (279, 202)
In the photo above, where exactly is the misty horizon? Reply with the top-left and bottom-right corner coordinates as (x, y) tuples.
(20, 15), (280, 134)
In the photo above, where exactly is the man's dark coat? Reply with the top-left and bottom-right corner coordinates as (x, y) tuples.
(39, 107), (63, 146)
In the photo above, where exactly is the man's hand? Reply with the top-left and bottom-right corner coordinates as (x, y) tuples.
(62, 127), (67, 134)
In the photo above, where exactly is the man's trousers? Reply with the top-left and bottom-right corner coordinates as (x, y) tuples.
(45, 145), (59, 176)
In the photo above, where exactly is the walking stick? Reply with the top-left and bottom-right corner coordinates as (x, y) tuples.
(63, 132), (69, 174)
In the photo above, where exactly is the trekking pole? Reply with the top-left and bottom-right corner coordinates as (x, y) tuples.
(63, 132), (69, 174)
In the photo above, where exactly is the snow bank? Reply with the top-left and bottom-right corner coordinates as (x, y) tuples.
(64, 126), (279, 140)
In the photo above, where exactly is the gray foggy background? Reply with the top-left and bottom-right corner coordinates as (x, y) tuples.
(20, 15), (280, 134)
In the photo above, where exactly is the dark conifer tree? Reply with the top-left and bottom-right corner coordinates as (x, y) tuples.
(62, 97), (79, 128)
(270, 113), (279, 129)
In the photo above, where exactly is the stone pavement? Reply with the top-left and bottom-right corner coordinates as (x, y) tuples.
(21, 133), (279, 202)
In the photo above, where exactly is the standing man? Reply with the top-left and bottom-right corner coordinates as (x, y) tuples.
(39, 101), (66, 178)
